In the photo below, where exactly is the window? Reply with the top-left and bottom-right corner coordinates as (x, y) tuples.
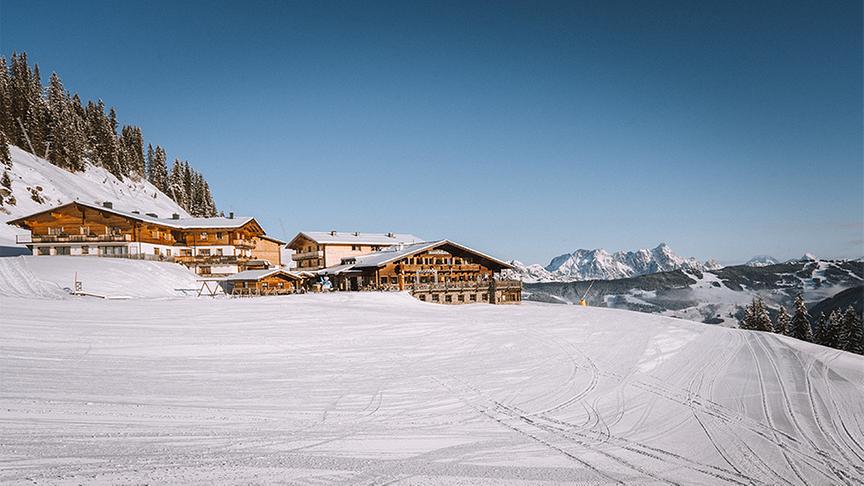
(200, 232), (208, 240)
(482, 293), (488, 301)
(216, 232), (223, 239)
(199, 249), (211, 256)
(154, 248), (161, 256)
(391, 277), (398, 284)
(199, 266), (211, 275)
(262, 282), (269, 288)
(372, 246), (381, 251)
(180, 249), (192, 256)
(166, 249), (172, 257)
(419, 294), (426, 301)
(352, 245), (361, 251)
(470, 294), (477, 302)
(431, 294), (439, 302)
(80, 226), (90, 235)
(35, 246), (47, 255)
(55, 247), (71, 255)
(216, 248), (223, 256)
(380, 277), (388, 285)
(445, 295), (452, 302)
(81, 246), (89, 255)
(458, 294), (465, 302)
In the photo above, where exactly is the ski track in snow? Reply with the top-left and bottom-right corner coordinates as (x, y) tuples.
(1, 280), (863, 484)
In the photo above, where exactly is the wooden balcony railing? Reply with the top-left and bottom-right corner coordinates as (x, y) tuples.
(174, 255), (248, 264)
(20, 234), (132, 244)
(293, 250), (323, 260)
(398, 263), (482, 272)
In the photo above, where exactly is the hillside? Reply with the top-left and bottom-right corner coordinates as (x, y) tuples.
(0, 144), (188, 253)
(526, 259), (864, 326)
(1, 283), (863, 483)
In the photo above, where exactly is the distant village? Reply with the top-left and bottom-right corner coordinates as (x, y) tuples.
(8, 201), (522, 304)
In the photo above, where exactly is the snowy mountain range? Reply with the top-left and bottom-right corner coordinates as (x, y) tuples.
(0, 144), (188, 253)
(506, 243), (721, 283)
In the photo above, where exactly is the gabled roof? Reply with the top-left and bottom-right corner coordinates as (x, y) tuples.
(223, 268), (303, 281)
(258, 234), (287, 245)
(320, 239), (514, 274)
(7, 201), (261, 231)
(287, 231), (422, 248)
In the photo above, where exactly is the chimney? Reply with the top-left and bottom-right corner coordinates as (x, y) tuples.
(146, 213), (158, 218)
(228, 212), (234, 219)
(131, 210), (140, 214)
(353, 231), (359, 236)
(102, 201), (113, 209)
(172, 213), (180, 220)
(387, 232), (394, 238)
(330, 230), (337, 236)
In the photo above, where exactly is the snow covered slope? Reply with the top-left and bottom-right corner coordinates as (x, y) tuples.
(0, 145), (188, 251)
(1, 291), (863, 484)
(508, 243), (718, 282)
(0, 255), (199, 299)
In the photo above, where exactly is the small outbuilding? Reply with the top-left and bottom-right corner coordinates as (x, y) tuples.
(222, 269), (304, 296)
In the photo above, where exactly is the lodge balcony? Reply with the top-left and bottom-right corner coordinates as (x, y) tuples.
(174, 255), (250, 265)
(293, 250), (323, 260)
(231, 239), (256, 249)
(398, 263), (482, 272)
(17, 233), (132, 244)
(408, 279), (523, 291)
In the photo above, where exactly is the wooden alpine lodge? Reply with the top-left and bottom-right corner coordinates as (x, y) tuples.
(9, 202), (522, 304)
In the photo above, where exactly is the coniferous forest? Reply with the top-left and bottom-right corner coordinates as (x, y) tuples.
(0, 52), (217, 217)
(740, 294), (864, 355)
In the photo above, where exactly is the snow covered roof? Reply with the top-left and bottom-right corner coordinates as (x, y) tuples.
(288, 231), (423, 247)
(319, 240), (514, 274)
(223, 269), (303, 281)
(9, 201), (261, 231)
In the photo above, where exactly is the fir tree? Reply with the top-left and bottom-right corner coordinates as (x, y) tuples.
(740, 298), (772, 332)
(149, 145), (169, 192)
(1, 169), (11, 190)
(789, 294), (812, 342)
(838, 307), (864, 355)
(0, 130), (11, 169)
(823, 311), (842, 349)
(813, 312), (828, 346)
(773, 306), (790, 335)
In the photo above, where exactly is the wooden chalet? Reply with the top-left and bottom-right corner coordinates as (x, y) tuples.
(287, 231), (422, 270)
(8, 201), (281, 276)
(222, 269), (304, 296)
(319, 239), (522, 304)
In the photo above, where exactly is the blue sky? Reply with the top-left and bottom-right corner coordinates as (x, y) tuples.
(1, 0), (861, 264)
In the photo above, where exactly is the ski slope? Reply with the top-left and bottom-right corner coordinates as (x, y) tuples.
(1, 285), (863, 484)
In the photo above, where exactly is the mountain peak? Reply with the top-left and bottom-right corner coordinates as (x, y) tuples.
(511, 243), (716, 282)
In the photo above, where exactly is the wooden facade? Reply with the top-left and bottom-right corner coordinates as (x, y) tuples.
(321, 240), (522, 304)
(223, 269), (303, 296)
(9, 201), (281, 276)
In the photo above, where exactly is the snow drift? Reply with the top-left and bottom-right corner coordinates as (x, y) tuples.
(0, 255), (199, 299)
